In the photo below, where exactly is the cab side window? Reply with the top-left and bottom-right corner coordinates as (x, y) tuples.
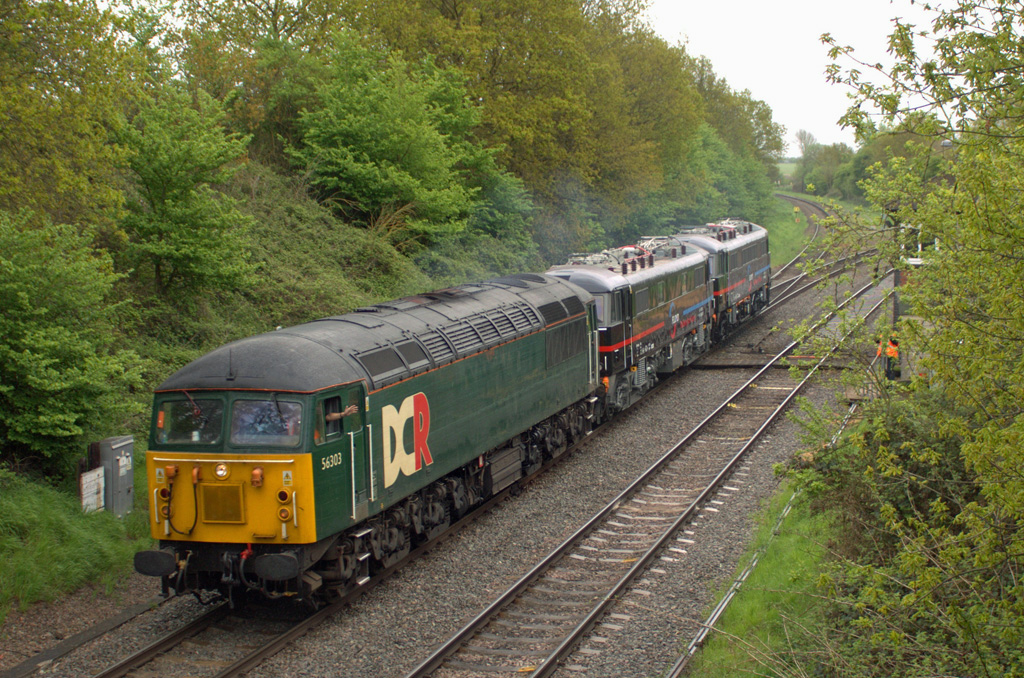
(324, 396), (343, 437)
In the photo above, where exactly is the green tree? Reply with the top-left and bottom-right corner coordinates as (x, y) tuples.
(677, 123), (774, 225)
(577, 10), (706, 245)
(158, 0), (339, 164)
(343, 0), (602, 258)
(0, 212), (142, 478)
(0, 0), (140, 231)
(118, 86), (254, 295)
(291, 32), (490, 248)
(788, 2), (1024, 675)
(803, 142), (853, 196)
(690, 56), (785, 175)
(358, 0), (596, 200)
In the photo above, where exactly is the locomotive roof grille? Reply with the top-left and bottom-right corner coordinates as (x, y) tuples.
(507, 305), (542, 331)
(471, 315), (502, 345)
(561, 295), (585, 316)
(538, 301), (569, 325)
(419, 331), (454, 364)
(488, 310), (517, 338)
(430, 302), (545, 358)
(442, 322), (484, 354)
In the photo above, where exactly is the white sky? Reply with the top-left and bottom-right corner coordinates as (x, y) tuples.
(644, 0), (939, 154)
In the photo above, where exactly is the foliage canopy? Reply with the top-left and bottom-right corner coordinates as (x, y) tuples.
(788, 2), (1024, 675)
(0, 0), (785, 484)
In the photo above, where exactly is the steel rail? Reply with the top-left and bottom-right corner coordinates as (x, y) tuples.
(0, 596), (167, 678)
(771, 194), (827, 280)
(769, 249), (877, 313)
(666, 298), (889, 677)
(89, 602), (229, 678)
(213, 599), (346, 678)
(403, 279), (883, 678)
(667, 292), (892, 678)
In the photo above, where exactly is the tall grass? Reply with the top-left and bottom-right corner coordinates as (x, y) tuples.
(0, 469), (149, 624)
(687, 484), (830, 677)
(762, 195), (811, 268)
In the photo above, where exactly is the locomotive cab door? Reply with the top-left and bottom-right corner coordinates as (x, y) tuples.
(600, 288), (632, 374)
(347, 387), (372, 521)
(329, 386), (371, 522)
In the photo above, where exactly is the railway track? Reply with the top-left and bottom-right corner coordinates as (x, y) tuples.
(83, 480), (538, 678)
(695, 255), (883, 369)
(667, 383), (872, 677)
(88, 598), (321, 678)
(9, 230), (842, 678)
(402, 279), (890, 678)
(772, 193), (827, 282)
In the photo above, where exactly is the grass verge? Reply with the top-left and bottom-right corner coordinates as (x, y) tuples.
(762, 195), (810, 268)
(686, 482), (831, 677)
(0, 468), (152, 625)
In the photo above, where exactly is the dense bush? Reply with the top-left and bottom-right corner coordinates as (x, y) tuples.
(790, 384), (1022, 676)
(779, 2), (1024, 673)
(0, 212), (143, 477)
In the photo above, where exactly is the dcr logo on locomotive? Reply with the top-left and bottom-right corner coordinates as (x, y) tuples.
(382, 392), (433, 488)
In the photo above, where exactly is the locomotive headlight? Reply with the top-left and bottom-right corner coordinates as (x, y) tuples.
(277, 489), (292, 503)
(278, 507), (292, 521)
(214, 463), (230, 480)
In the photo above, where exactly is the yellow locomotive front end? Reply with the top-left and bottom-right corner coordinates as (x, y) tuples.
(135, 392), (321, 602)
(147, 452), (315, 545)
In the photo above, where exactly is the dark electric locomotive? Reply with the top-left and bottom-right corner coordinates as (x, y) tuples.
(547, 236), (713, 416)
(547, 219), (770, 418)
(134, 220), (770, 605)
(673, 218), (772, 340)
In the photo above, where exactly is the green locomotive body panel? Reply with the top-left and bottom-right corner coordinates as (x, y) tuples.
(310, 314), (593, 539)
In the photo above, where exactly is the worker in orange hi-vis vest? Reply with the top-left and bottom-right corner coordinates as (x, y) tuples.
(885, 336), (901, 379)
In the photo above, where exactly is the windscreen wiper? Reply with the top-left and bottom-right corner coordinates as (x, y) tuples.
(182, 390), (208, 427)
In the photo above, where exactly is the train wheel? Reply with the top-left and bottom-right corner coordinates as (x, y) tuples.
(377, 518), (410, 569)
(613, 379), (630, 411)
(423, 494), (450, 540)
(547, 425), (567, 458)
(568, 406), (586, 442)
